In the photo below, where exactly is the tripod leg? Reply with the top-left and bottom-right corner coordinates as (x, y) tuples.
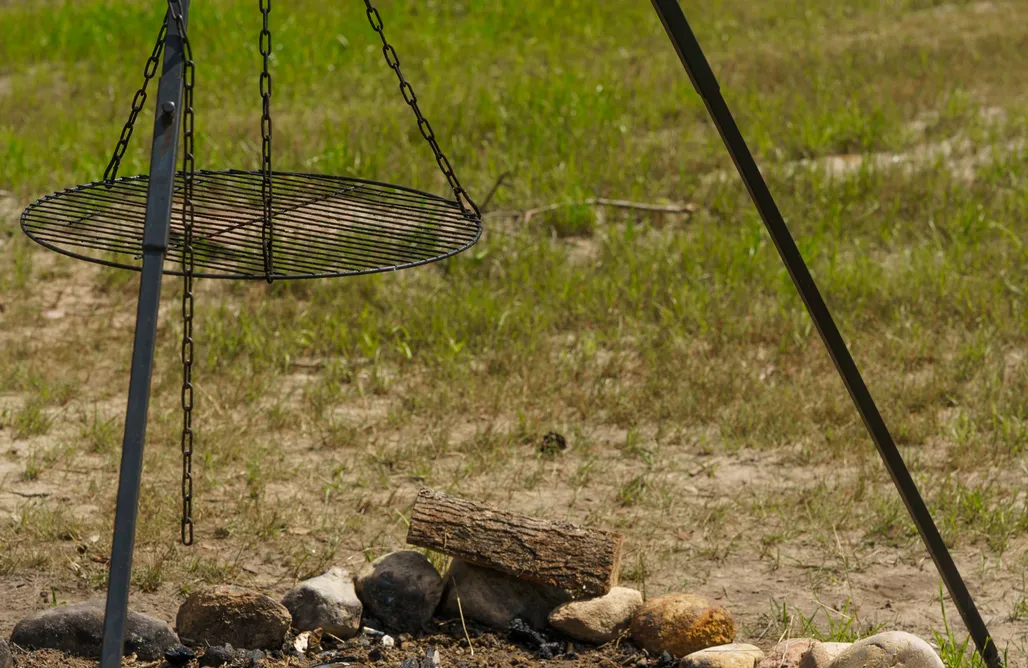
(648, 1), (1002, 666)
(100, 3), (191, 667)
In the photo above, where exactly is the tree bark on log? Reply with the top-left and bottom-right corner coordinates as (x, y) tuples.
(405, 488), (623, 597)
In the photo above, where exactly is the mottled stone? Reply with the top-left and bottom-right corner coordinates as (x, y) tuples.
(629, 593), (736, 658)
(176, 585), (291, 650)
(758, 638), (816, 668)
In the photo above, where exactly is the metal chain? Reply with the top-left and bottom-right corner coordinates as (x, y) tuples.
(362, 1), (480, 219)
(259, 0), (275, 282)
(167, 0), (196, 547)
(103, 21), (169, 184)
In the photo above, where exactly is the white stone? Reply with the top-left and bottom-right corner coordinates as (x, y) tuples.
(281, 567), (362, 639)
(800, 641), (852, 668)
(681, 643), (764, 668)
(827, 632), (942, 668)
(547, 587), (643, 644)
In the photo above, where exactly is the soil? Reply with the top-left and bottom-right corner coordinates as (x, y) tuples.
(8, 620), (669, 668)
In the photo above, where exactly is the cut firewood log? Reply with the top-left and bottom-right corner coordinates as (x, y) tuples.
(405, 488), (624, 597)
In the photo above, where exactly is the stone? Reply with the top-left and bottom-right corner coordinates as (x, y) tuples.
(800, 642), (851, 668)
(629, 593), (736, 658)
(547, 586), (643, 644)
(758, 638), (816, 668)
(165, 645), (197, 665)
(355, 551), (444, 634)
(198, 645), (239, 666)
(176, 585), (291, 650)
(282, 567), (362, 639)
(681, 643), (764, 668)
(438, 558), (573, 630)
(9, 600), (179, 660)
(0, 639), (10, 668)
(825, 632), (942, 668)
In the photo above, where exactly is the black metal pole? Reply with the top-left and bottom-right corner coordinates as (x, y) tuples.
(649, 2), (1001, 666)
(100, 3), (190, 667)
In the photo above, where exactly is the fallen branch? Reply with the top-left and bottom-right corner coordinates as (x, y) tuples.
(482, 197), (697, 225)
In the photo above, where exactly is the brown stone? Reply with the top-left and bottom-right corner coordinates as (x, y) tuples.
(758, 638), (816, 668)
(176, 585), (291, 650)
(629, 593), (735, 658)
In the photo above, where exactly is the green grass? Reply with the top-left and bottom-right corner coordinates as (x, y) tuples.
(1, 0), (1027, 664)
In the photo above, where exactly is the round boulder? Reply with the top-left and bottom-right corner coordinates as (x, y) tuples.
(176, 585), (291, 650)
(827, 632), (942, 668)
(438, 558), (572, 630)
(355, 551), (444, 634)
(629, 593), (736, 658)
(548, 587), (643, 644)
(10, 600), (179, 660)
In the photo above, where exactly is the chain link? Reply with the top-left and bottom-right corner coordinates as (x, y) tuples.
(167, 0), (196, 547)
(259, 0), (275, 282)
(362, 1), (480, 218)
(103, 21), (169, 184)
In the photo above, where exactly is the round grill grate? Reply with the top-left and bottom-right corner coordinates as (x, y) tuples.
(21, 169), (482, 280)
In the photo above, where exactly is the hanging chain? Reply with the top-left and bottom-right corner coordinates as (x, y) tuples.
(362, 1), (480, 219)
(259, 0), (275, 282)
(167, 0), (197, 547)
(103, 21), (169, 184)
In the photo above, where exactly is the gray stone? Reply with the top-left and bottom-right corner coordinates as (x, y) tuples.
(681, 643), (764, 668)
(438, 558), (573, 630)
(758, 638), (815, 668)
(9, 599), (179, 660)
(800, 642), (851, 668)
(282, 567), (362, 639)
(176, 585), (291, 650)
(355, 551), (444, 634)
(547, 586), (642, 644)
(199, 644), (239, 666)
(629, 593), (736, 658)
(0, 639), (10, 668)
(826, 632), (942, 668)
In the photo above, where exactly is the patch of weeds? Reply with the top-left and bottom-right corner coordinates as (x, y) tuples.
(12, 398), (53, 439)
(616, 474), (649, 507)
(797, 599), (886, 642)
(133, 547), (174, 593)
(78, 407), (119, 453)
(1011, 596), (1028, 622)
(22, 449), (43, 481)
(760, 597), (885, 643)
(932, 585), (1008, 667)
(538, 203), (597, 238)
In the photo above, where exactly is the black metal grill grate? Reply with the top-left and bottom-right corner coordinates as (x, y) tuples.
(21, 169), (482, 280)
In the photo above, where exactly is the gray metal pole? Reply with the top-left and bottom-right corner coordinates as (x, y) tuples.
(648, 1), (1002, 666)
(100, 3), (190, 666)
